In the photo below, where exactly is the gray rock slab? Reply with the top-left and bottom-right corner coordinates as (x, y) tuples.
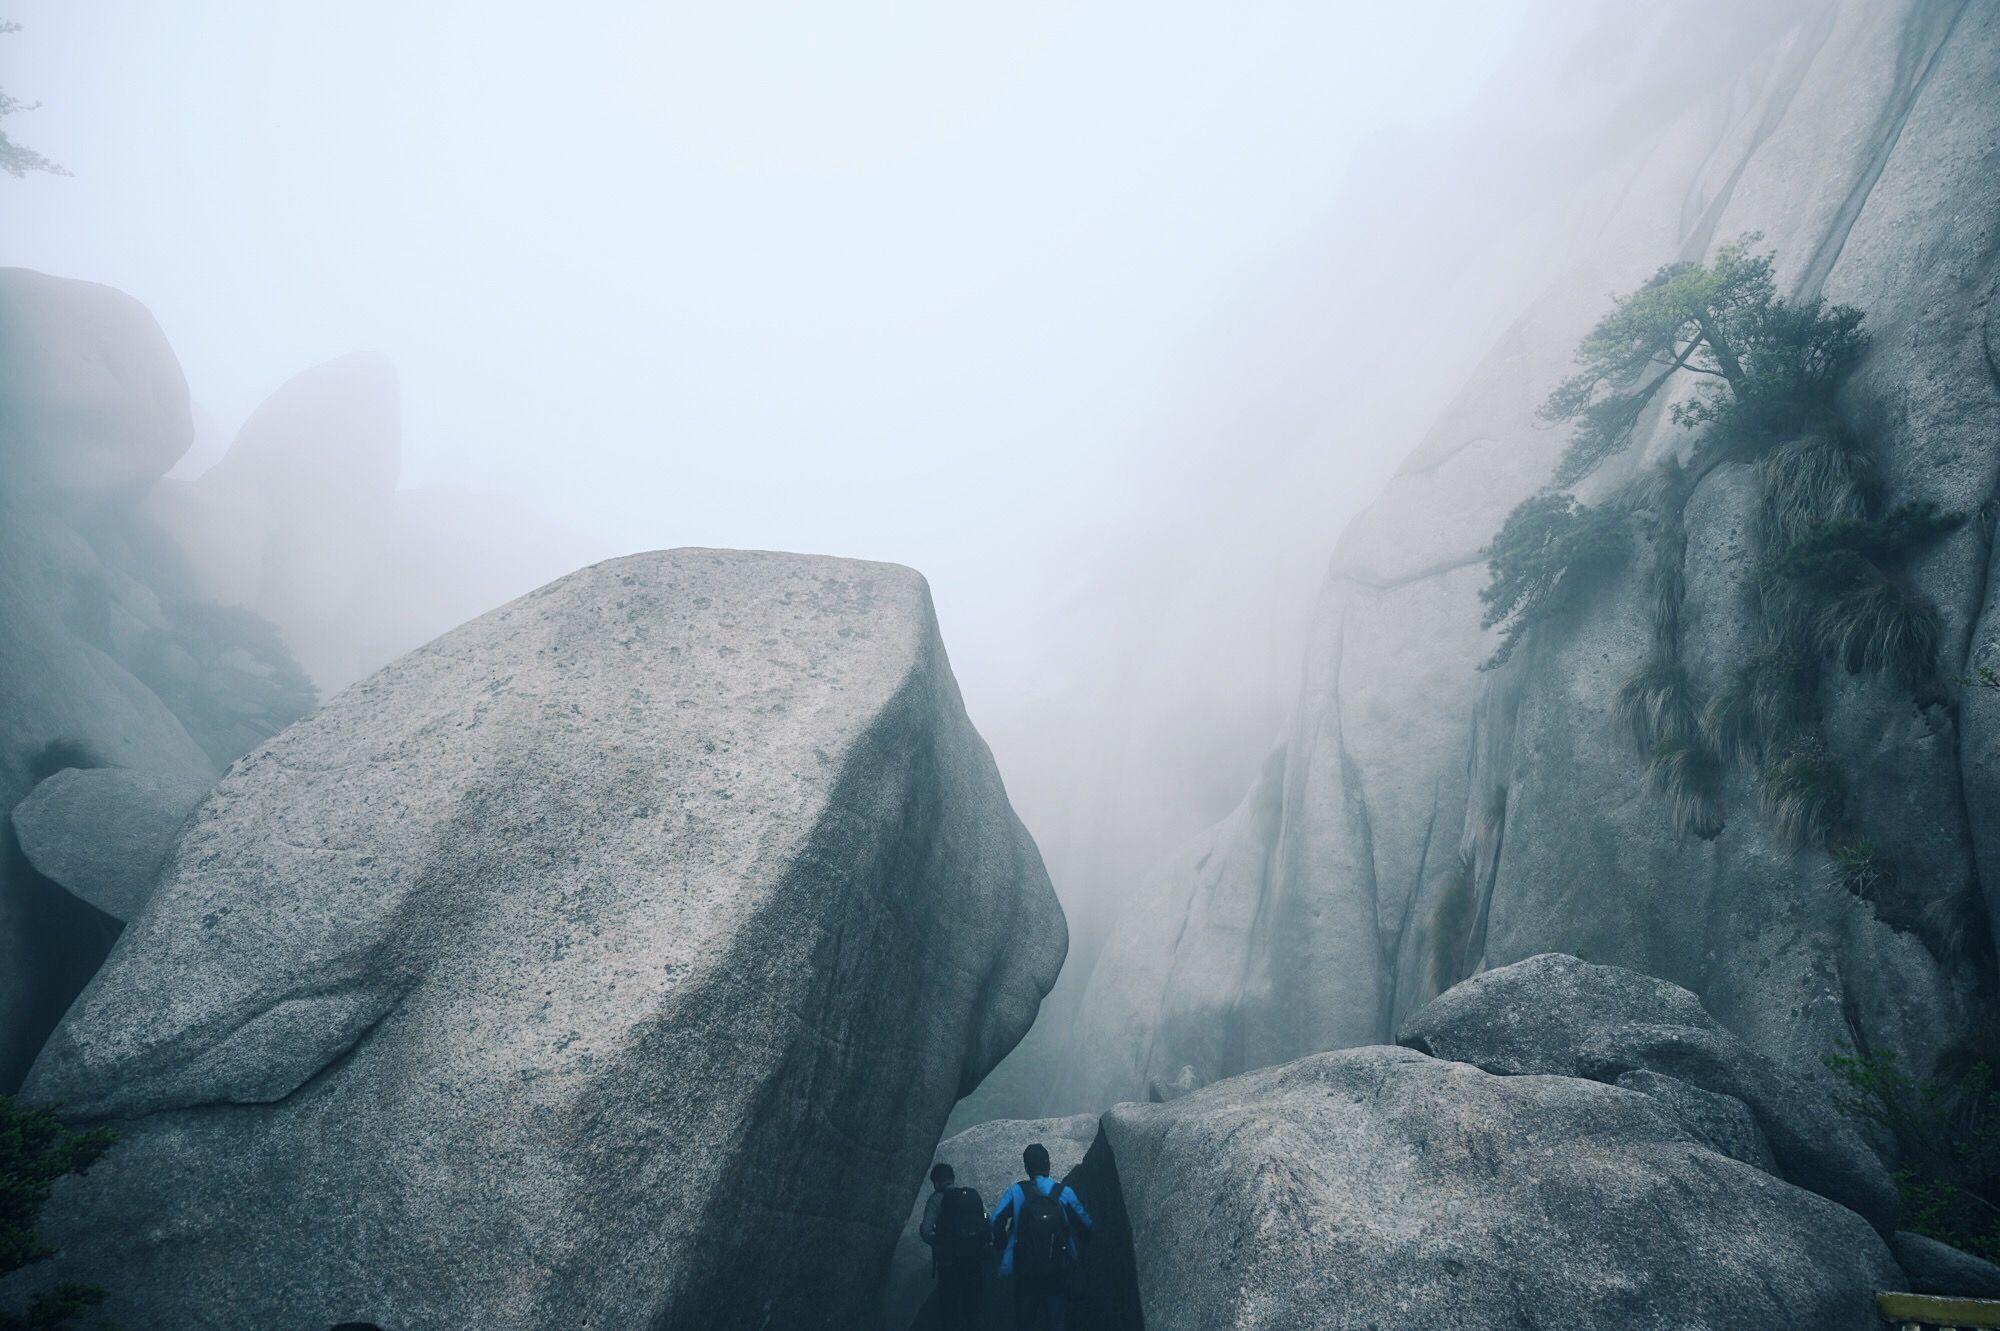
(1105, 1046), (1901, 1331)
(11, 767), (209, 922)
(1890, 1230), (2000, 1299)
(1400, 954), (1899, 1230)
(14, 548), (1065, 1331)
(1614, 1069), (1777, 1173)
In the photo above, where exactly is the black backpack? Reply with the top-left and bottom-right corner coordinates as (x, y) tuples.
(1013, 1178), (1071, 1281)
(935, 1186), (988, 1271)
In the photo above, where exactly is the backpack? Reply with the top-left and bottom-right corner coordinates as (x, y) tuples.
(1012, 1178), (1072, 1282)
(935, 1186), (987, 1271)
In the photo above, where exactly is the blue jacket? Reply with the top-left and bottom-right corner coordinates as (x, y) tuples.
(987, 1175), (1093, 1277)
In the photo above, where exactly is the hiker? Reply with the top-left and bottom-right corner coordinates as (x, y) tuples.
(921, 1161), (988, 1330)
(988, 1143), (1093, 1331)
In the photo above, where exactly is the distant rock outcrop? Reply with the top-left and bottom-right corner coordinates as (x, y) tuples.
(0, 267), (252, 1089)
(1105, 1044), (1902, 1330)
(19, 549), (1064, 1331)
(0, 267), (193, 504)
(147, 352), (591, 693)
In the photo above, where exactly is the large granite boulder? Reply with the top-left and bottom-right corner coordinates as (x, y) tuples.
(879, 1113), (1097, 1331)
(0, 267), (193, 505)
(16, 549), (1065, 1330)
(11, 767), (210, 922)
(1104, 1046), (1902, 1331)
(1399, 954), (1899, 1229)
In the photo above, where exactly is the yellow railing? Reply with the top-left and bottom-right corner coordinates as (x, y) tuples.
(1879, 1292), (2000, 1329)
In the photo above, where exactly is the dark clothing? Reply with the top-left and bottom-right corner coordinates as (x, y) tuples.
(990, 1175), (1090, 1331)
(935, 1263), (983, 1331)
(1013, 1274), (1068, 1331)
(923, 1183), (988, 1331)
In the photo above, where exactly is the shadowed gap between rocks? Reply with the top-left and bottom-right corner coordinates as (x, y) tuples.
(908, 1126), (1143, 1331)
(1, 824), (121, 1092)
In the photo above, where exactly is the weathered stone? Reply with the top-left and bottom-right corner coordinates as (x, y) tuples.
(16, 549), (1064, 1331)
(1400, 954), (1899, 1230)
(11, 767), (209, 922)
(1890, 1231), (2000, 1299)
(1614, 1069), (1777, 1173)
(1105, 1046), (1901, 1331)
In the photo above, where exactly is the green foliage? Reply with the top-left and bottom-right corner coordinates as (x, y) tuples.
(1615, 657), (1698, 754)
(0, 23), (66, 180)
(1645, 733), (1726, 840)
(1759, 736), (1845, 848)
(1543, 237), (1776, 484)
(1772, 500), (1963, 578)
(1, 1096), (115, 1330)
(1827, 836), (1891, 900)
(1828, 1040), (2000, 1263)
(1672, 295), (1869, 441)
(1477, 492), (1628, 669)
(1702, 644), (1814, 766)
(1539, 235), (1869, 485)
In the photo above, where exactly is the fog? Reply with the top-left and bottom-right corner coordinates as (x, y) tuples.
(4, 1), (1652, 1112)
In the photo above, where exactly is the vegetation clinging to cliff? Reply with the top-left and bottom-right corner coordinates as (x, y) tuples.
(1, 1097), (115, 1330)
(1831, 1039), (2000, 1264)
(1481, 236), (1964, 879)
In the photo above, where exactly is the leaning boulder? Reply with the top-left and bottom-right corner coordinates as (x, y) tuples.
(11, 767), (210, 922)
(880, 1114), (1097, 1331)
(18, 549), (1066, 1331)
(1105, 1046), (1901, 1331)
(1399, 953), (1899, 1229)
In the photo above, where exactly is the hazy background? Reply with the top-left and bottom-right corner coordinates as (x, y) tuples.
(3, 1), (1635, 1115)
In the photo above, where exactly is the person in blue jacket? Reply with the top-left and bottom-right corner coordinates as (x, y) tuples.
(988, 1142), (1093, 1330)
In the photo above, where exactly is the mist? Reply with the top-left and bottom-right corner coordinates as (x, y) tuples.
(7, 1), (1659, 1110)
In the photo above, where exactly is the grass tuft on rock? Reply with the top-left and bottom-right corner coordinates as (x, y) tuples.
(1645, 733), (1726, 840)
(1756, 422), (1877, 549)
(1811, 574), (1943, 684)
(1759, 737), (1845, 848)
(1703, 644), (1814, 766)
(1615, 657), (1699, 754)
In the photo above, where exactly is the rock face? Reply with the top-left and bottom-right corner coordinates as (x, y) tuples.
(11, 767), (209, 922)
(1105, 1045), (1902, 1331)
(1061, 0), (2000, 1109)
(19, 549), (1065, 1331)
(1400, 954), (1897, 1229)
(879, 1113), (1097, 1331)
(1891, 1231), (2000, 1299)
(0, 268), (284, 1090)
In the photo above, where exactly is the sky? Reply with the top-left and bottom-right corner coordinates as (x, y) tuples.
(1, 2), (1532, 707)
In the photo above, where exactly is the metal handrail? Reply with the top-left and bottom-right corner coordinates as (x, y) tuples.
(1878, 1291), (2000, 1329)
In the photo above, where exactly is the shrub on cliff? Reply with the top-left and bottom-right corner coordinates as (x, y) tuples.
(1, 1097), (115, 1331)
